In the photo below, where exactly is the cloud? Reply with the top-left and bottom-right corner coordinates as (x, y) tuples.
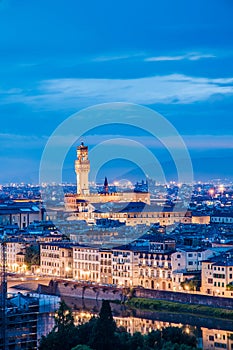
(92, 51), (215, 63)
(92, 53), (141, 62)
(145, 52), (216, 62)
(1, 73), (233, 109)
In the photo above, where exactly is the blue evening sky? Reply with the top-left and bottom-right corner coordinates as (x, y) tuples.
(0, 0), (232, 183)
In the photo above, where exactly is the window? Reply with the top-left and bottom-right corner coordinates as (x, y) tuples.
(214, 342), (226, 348)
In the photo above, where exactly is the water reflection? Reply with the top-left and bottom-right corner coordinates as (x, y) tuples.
(39, 297), (233, 350)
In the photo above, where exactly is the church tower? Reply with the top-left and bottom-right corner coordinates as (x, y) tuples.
(75, 142), (90, 195)
(104, 177), (109, 194)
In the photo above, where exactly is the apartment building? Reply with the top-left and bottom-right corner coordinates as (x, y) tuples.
(202, 328), (233, 350)
(0, 201), (41, 229)
(171, 248), (222, 291)
(99, 249), (112, 284)
(138, 251), (173, 290)
(73, 245), (100, 282)
(112, 245), (139, 287)
(40, 242), (73, 278)
(60, 245), (73, 278)
(0, 239), (26, 272)
(0, 293), (39, 350)
(38, 237), (233, 296)
(201, 256), (233, 297)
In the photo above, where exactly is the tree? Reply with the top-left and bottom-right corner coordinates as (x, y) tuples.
(77, 317), (97, 346)
(160, 342), (199, 350)
(145, 330), (162, 349)
(39, 301), (79, 350)
(181, 277), (200, 292)
(24, 244), (40, 268)
(162, 327), (197, 348)
(116, 331), (132, 350)
(39, 301), (199, 350)
(226, 283), (233, 291)
(53, 300), (75, 333)
(130, 332), (144, 350)
(89, 300), (117, 350)
(71, 346), (93, 350)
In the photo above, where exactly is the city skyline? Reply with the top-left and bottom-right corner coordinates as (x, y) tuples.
(1, 3), (233, 348)
(0, 0), (233, 183)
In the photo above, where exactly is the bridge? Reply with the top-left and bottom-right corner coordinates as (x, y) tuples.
(7, 276), (51, 292)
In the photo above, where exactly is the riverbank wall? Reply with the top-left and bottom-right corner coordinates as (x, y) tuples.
(134, 288), (233, 309)
(38, 280), (127, 303)
(38, 280), (233, 309)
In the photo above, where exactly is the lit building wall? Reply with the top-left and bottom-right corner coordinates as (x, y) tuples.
(73, 246), (100, 282)
(112, 248), (139, 287)
(192, 215), (210, 224)
(40, 243), (73, 278)
(92, 210), (192, 226)
(99, 250), (112, 284)
(201, 260), (233, 297)
(202, 328), (233, 349)
(138, 252), (172, 291)
(0, 241), (26, 272)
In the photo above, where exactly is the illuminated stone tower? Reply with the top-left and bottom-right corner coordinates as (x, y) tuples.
(75, 142), (90, 195)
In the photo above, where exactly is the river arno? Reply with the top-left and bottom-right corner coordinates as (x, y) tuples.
(38, 295), (233, 350)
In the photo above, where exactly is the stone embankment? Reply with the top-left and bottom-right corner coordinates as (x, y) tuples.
(38, 279), (233, 309)
(134, 288), (233, 309)
(38, 280), (127, 303)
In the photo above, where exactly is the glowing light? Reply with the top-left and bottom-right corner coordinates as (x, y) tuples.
(209, 189), (215, 197)
(219, 185), (225, 193)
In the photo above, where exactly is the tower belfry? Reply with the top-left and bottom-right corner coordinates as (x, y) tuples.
(75, 142), (90, 195)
